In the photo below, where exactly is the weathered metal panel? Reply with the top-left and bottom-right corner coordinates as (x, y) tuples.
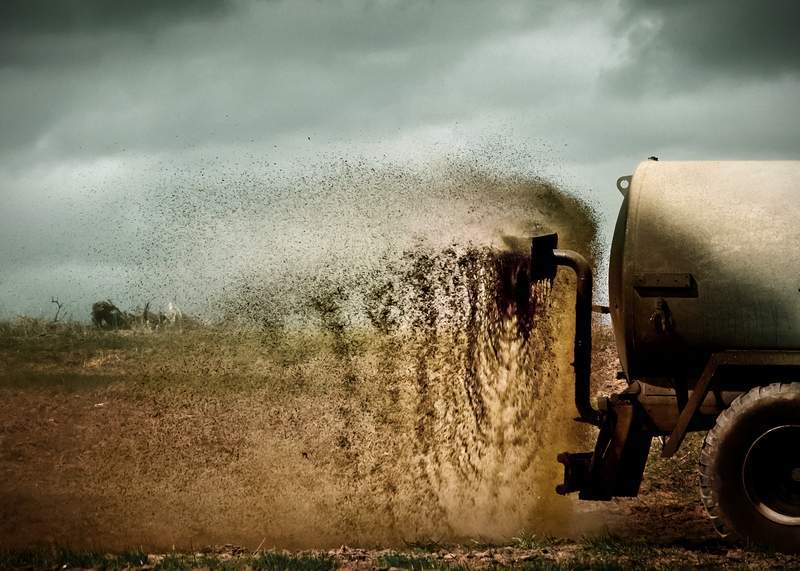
(609, 161), (800, 384)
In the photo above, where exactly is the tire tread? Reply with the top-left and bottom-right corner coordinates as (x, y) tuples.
(699, 382), (800, 540)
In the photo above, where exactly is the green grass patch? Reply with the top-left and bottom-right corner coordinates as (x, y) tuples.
(252, 551), (337, 571)
(0, 317), (350, 396)
(0, 547), (148, 570)
(642, 432), (705, 501)
(378, 553), (464, 571)
(154, 551), (336, 571)
(580, 534), (657, 558)
(0, 548), (337, 571)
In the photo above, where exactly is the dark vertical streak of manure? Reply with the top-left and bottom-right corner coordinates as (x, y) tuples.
(459, 249), (487, 447)
(352, 243), (561, 527)
(211, 235), (582, 541)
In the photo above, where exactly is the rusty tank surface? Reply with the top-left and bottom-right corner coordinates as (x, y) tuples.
(610, 160), (800, 385)
(532, 160), (800, 553)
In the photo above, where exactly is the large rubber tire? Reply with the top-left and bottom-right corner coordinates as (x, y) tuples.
(699, 382), (800, 553)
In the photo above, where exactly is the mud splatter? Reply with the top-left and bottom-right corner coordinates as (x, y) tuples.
(0, 164), (597, 550)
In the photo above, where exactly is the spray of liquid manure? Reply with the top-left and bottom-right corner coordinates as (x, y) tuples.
(0, 152), (599, 549)
(283, 244), (585, 544)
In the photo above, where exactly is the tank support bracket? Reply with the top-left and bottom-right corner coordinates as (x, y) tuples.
(662, 350), (800, 458)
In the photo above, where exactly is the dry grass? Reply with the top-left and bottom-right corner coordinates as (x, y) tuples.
(0, 302), (586, 551)
(1, 319), (797, 568)
(2, 536), (798, 570)
(0, 317), (316, 393)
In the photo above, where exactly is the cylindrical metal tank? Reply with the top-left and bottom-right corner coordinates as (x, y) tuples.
(609, 161), (800, 386)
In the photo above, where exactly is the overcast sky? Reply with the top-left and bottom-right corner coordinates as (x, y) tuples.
(1, 0), (799, 318)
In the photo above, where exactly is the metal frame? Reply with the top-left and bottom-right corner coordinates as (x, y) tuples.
(661, 350), (800, 458)
(532, 229), (800, 500)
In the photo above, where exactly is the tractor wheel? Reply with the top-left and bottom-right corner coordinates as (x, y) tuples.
(699, 382), (800, 553)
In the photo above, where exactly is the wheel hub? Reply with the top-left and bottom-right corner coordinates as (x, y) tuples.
(743, 425), (800, 526)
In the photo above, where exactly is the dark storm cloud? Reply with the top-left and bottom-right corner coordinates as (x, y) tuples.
(0, 0), (552, 68)
(0, 0), (229, 35)
(1, 0), (799, 315)
(610, 0), (800, 91)
(0, 0), (231, 67)
(0, 0), (569, 164)
(2, 0), (797, 173)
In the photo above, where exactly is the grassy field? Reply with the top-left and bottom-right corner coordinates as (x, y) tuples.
(2, 533), (798, 570)
(1, 319), (798, 569)
(0, 307), (583, 549)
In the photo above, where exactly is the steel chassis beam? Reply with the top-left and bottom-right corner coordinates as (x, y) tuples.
(661, 350), (800, 458)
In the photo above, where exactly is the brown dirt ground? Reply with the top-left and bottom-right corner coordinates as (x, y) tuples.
(0, 300), (589, 550)
(1, 320), (798, 569)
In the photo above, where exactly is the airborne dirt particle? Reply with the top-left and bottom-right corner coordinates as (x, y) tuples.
(0, 159), (598, 550)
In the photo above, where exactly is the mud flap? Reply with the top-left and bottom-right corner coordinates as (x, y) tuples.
(556, 396), (652, 500)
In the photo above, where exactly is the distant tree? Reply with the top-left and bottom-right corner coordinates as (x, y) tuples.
(50, 297), (64, 323)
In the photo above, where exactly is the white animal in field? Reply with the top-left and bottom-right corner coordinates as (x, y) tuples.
(165, 301), (183, 325)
